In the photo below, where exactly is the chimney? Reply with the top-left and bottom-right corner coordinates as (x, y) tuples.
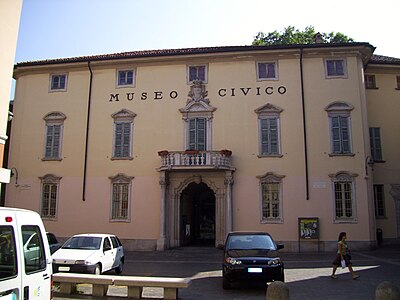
(314, 32), (323, 44)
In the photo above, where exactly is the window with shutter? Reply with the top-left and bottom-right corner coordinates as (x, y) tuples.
(325, 102), (353, 156)
(369, 127), (383, 161)
(188, 118), (206, 150)
(112, 109), (136, 160)
(43, 112), (66, 160)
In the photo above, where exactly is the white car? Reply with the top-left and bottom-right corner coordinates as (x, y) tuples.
(52, 233), (124, 275)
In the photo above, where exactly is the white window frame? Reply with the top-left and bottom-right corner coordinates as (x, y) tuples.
(39, 174), (61, 220)
(187, 64), (208, 84)
(116, 68), (136, 88)
(257, 172), (285, 223)
(109, 173), (134, 222)
(43, 112), (66, 161)
(324, 58), (347, 79)
(325, 102), (354, 156)
(256, 61), (279, 81)
(329, 171), (358, 223)
(49, 73), (68, 92)
(111, 109), (136, 160)
(255, 103), (283, 157)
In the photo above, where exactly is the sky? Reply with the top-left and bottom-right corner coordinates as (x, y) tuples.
(15, 0), (400, 63)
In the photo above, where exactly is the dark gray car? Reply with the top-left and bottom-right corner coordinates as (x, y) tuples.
(221, 231), (284, 289)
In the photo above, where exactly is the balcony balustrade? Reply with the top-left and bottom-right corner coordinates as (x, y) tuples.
(158, 150), (234, 171)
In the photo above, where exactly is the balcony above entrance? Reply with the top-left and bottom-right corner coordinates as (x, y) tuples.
(157, 150), (235, 171)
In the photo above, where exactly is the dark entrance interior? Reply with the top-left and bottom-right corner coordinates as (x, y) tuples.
(180, 182), (216, 246)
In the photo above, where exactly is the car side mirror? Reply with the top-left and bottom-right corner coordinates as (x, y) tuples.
(277, 244), (284, 250)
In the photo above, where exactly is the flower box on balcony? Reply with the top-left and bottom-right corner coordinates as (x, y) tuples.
(158, 150), (169, 156)
(184, 149), (200, 155)
(220, 149), (232, 156)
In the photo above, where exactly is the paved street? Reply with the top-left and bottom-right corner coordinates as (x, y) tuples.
(54, 244), (400, 300)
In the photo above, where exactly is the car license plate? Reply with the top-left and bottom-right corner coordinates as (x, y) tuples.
(59, 266), (70, 272)
(248, 267), (262, 273)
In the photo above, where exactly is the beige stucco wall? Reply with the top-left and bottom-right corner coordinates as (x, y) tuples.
(8, 45), (392, 251)
(365, 67), (400, 240)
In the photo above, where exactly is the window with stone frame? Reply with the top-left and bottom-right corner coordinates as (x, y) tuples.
(116, 68), (135, 88)
(255, 103), (283, 157)
(365, 74), (377, 89)
(329, 171), (358, 222)
(50, 73), (67, 91)
(374, 184), (386, 218)
(40, 174), (61, 219)
(256, 61), (278, 81)
(43, 112), (66, 160)
(324, 58), (347, 78)
(110, 173), (133, 221)
(112, 109), (136, 159)
(257, 172), (285, 223)
(180, 81), (216, 151)
(187, 65), (207, 84)
(325, 102), (354, 156)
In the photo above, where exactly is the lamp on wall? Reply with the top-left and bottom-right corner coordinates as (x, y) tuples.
(10, 167), (19, 186)
(365, 156), (375, 176)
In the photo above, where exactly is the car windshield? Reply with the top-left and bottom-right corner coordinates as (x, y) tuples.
(62, 236), (102, 250)
(227, 234), (275, 250)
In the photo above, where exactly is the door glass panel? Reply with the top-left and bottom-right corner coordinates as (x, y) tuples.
(0, 226), (17, 280)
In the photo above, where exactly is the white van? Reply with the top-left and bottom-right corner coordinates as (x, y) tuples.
(0, 207), (52, 300)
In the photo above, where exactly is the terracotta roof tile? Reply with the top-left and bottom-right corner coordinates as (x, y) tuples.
(369, 54), (400, 65)
(15, 43), (376, 68)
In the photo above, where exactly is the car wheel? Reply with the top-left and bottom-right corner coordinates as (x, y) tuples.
(222, 276), (231, 289)
(94, 264), (101, 275)
(115, 258), (124, 274)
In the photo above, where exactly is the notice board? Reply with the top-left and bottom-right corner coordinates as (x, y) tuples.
(299, 217), (319, 240)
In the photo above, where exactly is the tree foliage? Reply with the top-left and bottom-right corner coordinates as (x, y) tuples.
(252, 26), (354, 46)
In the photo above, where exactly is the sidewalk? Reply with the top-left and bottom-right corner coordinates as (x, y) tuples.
(54, 244), (400, 300)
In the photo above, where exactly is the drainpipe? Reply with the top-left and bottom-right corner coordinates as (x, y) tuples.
(300, 48), (310, 200)
(83, 61), (93, 201)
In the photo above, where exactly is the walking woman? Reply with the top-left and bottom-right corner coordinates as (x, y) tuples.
(331, 232), (360, 279)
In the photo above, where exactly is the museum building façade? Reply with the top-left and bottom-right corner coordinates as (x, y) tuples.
(5, 42), (400, 251)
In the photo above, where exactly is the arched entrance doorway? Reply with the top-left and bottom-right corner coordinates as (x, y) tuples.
(180, 182), (215, 246)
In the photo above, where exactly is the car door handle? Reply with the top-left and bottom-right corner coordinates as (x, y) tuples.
(43, 273), (50, 280)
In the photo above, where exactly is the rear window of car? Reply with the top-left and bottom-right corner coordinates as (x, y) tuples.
(0, 226), (17, 280)
(227, 234), (275, 250)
